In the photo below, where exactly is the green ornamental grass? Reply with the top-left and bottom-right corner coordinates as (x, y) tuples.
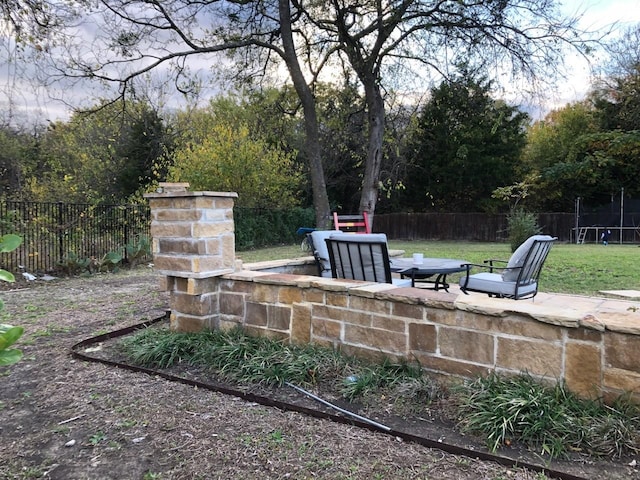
(454, 373), (640, 459)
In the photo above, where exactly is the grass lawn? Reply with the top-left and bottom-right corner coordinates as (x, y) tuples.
(237, 240), (640, 297)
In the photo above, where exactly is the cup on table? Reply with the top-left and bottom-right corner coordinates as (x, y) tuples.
(412, 253), (424, 264)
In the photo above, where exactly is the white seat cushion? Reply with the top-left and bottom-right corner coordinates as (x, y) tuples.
(310, 230), (341, 275)
(329, 233), (388, 243)
(460, 272), (537, 298)
(391, 277), (413, 287)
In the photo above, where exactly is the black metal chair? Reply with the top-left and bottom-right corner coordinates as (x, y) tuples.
(325, 233), (412, 287)
(459, 235), (557, 300)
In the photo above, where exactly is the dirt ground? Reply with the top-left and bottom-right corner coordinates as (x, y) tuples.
(1, 268), (638, 480)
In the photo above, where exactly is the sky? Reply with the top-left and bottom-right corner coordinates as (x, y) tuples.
(1, 0), (639, 126)
(547, 0), (640, 113)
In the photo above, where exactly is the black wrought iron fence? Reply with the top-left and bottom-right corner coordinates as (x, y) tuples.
(0, 201), (150, 274)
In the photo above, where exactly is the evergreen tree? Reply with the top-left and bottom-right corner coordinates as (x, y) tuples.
(403, 70), (529, 212)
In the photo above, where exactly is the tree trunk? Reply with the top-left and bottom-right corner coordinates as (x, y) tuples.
(358, 80), (385, 228)
(278, 0), (332, 229)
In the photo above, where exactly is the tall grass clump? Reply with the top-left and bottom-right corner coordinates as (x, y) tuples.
(119, 326), (440, 406)
(120, 326), (347, 386)
(340, 357), (439, 406)
(455, 373), (640, 459)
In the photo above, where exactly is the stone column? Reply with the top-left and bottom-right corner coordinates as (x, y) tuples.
(145, 183), (239, 332)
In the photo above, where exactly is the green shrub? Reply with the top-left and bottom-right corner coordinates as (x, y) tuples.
(94, 251), (123, 272)
(119, 326), (440, 407)
(125, 235), (151, 267)
(234, 206), (315, 250)
(0, 234), (23, 366)
(507, 208), (541, 252)
(58, 251), (92, 275)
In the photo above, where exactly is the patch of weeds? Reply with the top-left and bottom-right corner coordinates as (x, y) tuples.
(534, 473), (551, 480)
(240, 433), (254, 446)
(305, 458), (334, 470)
(455, 457), (471, 468)
(21, 304), (48, 321)
(269, 429), (284, 443)
(117, 419), (137, 429)
(88, 431), (106, 446)
(17, 466), (47, 478)
(143, 473), (162, 480)
(88, 392), (101, 401)
(107, 440), (122, 450)
(454, 372), (640, 459)
(52, 425), (70, 434)
(28, 325), (71, 341)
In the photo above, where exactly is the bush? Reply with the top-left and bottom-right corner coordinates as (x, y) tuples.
(507, 208), (541, 252)
(234, 206), (315, 250)
(125, 235), (151, 267)
(0, 234), (23, 366)
(454, 372), (640, 459)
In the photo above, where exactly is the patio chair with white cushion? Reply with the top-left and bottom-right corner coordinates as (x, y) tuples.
(459, 235), (557, 300)
(325, 233), (412, 287)
(309, 230), (342, 277)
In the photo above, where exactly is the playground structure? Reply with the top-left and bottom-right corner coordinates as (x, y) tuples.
(572, 190), (640, 244)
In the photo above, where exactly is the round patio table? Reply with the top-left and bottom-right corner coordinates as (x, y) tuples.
(390, 257), (468, 291)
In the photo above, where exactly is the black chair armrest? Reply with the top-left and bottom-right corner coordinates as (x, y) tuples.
(483, 258), (508, 272)
(461, 262), (521, 275)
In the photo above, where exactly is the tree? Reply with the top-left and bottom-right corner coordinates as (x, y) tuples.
(27, 100), (172, 203)
(518, 101), (602, 211)
(402, 70), (529, 212)
(540, 130), (640, 210)
(169, 105), (303, 209)
(304, 0), (591, 220)
(112, 106), (174, 200)
(522, 102), (599, 173)
(4, 0), (593, 224)
(0, 126), (34, 198)
(590, 24), (640, 132)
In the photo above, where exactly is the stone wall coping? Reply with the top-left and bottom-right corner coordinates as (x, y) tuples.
(242, 257), (314, 270)
(157, 268), (235, 279)
(222, 269), (459, 309)
(456, 292), (640, 335)
(144, 191), (239, 199)
(224, 268), (640, 335)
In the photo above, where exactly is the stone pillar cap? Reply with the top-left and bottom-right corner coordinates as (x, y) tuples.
(157, 182), (190, 193)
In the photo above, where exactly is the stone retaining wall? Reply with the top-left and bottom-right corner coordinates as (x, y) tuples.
(145, 184), (640, 403)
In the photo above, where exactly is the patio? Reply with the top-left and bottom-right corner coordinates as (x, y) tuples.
(145, 185), (640, 403)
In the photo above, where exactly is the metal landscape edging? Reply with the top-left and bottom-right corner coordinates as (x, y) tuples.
(70, 314), (590, 480)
